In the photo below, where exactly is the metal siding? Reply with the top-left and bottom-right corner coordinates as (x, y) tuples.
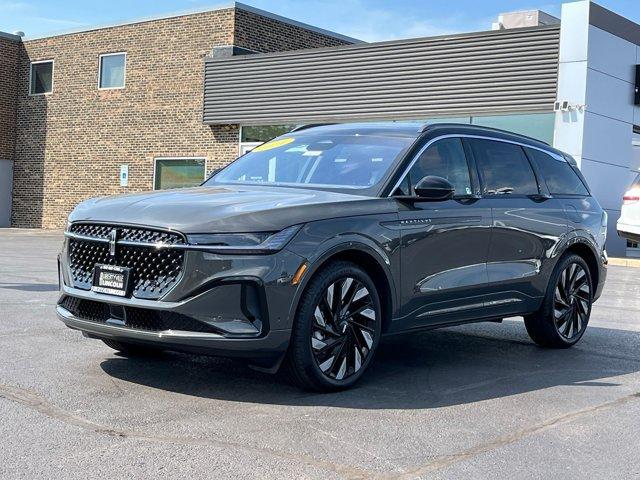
(203, 26), (560, 124)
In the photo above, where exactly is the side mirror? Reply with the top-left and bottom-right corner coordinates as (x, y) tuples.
(414, 176), (455, 201)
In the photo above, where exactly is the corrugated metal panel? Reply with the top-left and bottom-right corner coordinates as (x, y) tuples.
(203, 26), (560, 125)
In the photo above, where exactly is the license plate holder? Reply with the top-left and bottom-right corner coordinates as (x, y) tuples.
(92, 264), (131, 297)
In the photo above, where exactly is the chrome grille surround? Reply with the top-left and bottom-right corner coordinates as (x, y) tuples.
(66, 223), (186, 300)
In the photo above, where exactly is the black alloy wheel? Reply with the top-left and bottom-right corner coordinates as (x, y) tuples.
(310, 277), (377, 381)
(285, 261), (382, 391)
(553, 262), (591, 340)
(524, 254), (593, 348)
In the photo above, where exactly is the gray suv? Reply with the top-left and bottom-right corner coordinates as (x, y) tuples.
(57, 123), (608, 391)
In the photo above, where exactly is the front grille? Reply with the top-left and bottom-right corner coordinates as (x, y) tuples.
(59, 296), (219, 334)
(67, 223), (185, 300)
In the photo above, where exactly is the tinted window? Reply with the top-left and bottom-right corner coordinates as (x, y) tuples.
(469, 139), (538, 195)
(397, 137), (472, 196)
(525, 148), (589, 196)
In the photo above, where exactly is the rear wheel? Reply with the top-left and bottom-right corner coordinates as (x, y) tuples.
(285, 261), (382, 392)
(101, 339), (163, 357)
(524, 254), (592, 348)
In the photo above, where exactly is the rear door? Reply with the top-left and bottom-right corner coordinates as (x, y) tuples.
(394, 136), (493, 329)
(465, 138), (568, 314)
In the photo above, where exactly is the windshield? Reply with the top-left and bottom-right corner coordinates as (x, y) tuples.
(207, 133), (413, 190)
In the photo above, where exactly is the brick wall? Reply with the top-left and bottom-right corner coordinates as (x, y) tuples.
(0, 35), (19, 161)
(233, 8), (351, 52)
(11, 7), (354, 228)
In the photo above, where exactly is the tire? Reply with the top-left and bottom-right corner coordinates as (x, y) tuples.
(285, 261), (383, 392)
(101, 339), (163, 357)
(524, 254), (593, 348)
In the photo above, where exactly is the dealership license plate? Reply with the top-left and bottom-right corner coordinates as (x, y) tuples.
(92, 264), (131, 297)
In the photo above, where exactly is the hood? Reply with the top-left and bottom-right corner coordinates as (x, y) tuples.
(69, 185), (397, 233)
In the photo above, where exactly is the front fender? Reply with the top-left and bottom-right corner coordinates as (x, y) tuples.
(284, 215), (401, 328)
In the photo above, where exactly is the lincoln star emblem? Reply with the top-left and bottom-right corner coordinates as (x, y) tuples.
(108, 229), (118, 257)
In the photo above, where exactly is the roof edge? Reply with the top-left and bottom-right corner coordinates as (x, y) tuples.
(18, 2), (361, 44)
(234, 2), (363, 44)
(589, 2), (640, 45)
(21, 3), (235, 41)
(205, 23), (560, 62)
(0, 31), (22, 41)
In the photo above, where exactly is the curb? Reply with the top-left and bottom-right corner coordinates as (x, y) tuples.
(608, 257), (640, 268)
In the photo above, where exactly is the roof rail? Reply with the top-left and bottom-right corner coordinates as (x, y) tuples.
(419, 122), (550, 145)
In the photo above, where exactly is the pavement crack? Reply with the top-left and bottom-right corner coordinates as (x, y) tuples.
(390, 392), (640, 479)
(0, 383), (373, 479)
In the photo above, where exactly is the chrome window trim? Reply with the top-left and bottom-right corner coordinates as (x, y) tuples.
(387, 134), (564, 197)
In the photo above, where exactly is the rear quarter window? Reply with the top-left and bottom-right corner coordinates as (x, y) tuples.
(525, 148), (589, 196)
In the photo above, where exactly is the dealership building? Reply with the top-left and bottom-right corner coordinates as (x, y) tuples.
(0, 1), (639, 257)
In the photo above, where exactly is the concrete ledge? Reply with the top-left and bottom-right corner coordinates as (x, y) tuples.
(608, 257), (640, 268)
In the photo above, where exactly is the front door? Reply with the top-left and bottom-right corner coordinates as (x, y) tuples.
(394, 137), (492, 330)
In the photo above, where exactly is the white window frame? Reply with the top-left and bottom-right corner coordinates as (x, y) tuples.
(152, 157), (208, 190)
(29, 59), (54, 96)
(98, 52), (127, 90)
(239, 127), (261, 156)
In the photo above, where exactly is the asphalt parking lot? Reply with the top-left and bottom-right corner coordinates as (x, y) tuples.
(1, 229), (639, 479)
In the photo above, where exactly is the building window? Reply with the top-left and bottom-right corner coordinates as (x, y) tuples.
(29, 60), (54, 95)
(99, 53), (126, 89)
(154, 158), (206, 190)
(239, 125), (296, 154)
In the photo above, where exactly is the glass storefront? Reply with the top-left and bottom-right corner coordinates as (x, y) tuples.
(239, 113), (556, 157)
(421, 112), (555, 145)
(471, 113), (555, 145)
(240, 125), (297, 154)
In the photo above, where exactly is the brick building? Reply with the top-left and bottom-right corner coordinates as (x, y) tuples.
(0, 3), (355, 228)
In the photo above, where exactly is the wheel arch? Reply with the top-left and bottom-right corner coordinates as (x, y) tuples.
(287, 239), (397, 334)
(556, 237), (601, 290)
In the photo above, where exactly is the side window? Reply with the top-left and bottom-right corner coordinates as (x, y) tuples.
(468, 139), (538, 195)
(398, 137), (472, 196)
(525, 147), (589, 196)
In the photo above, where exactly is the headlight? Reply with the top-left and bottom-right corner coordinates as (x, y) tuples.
(187, 225), (302, 254)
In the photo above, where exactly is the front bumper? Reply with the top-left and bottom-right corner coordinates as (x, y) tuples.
(56, 303), (291, 361)
(57, 236), (306, 366)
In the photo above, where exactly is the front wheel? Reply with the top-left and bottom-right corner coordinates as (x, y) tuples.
(285, 261), (382, 392)
(524, 254), (593, 348)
